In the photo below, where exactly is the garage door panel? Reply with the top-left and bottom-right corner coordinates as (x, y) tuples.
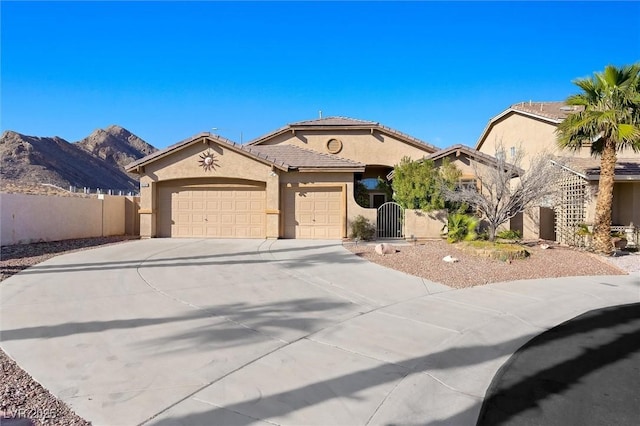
(158, 186), (265, 238)
(284, 187), (343, 239)
(236, 200), (249, 210)
(328, 200), (341, 210)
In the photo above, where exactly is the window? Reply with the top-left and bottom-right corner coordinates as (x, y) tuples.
(360, 178), (380, 190)
(457, 178), (478, 191)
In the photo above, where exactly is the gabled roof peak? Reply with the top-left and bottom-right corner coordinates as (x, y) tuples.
(247, 116), (438, 153)
(290, 116), (378, 127)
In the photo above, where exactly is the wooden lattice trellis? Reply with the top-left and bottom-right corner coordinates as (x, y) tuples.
(555, 170), (587, 246)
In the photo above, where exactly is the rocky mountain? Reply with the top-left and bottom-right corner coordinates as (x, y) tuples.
(76, 125), (156, 173)
(1, 126), (157, 193)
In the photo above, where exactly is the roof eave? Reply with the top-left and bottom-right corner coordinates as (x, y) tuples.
(249, 122), (438, 153)
(126, 133), (290, 172)
(125, 132), (210, 171)
(296, 166), (365, 173)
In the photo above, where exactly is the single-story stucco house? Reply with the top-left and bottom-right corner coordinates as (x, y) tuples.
(126, 117), (440, 239)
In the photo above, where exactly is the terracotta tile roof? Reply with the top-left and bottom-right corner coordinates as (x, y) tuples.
(125, 132), (365, 172)
(247, 144), (365, 170)
(247, 116), (438, 153)
(510, 101), (584, 121)
(290, 117), (377, 126)
(558, 157), (640, 181)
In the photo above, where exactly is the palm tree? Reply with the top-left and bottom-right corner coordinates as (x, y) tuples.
(556, 64), (640, 254)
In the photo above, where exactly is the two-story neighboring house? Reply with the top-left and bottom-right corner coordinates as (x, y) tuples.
(476, 101), (640, 245)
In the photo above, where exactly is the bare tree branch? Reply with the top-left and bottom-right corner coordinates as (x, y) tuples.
(444, 143), (562, 241)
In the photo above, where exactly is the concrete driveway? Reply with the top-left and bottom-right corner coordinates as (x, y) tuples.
(1, 239), (638, 425)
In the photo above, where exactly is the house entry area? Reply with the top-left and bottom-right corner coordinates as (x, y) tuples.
(377, 202), (404, 239)
(283, 186), (344, 239)
(157, 181), (266, 238)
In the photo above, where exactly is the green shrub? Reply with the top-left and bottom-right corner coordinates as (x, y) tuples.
(446, 213), (479, 243)
(575, 223), (592, 236)
(497, 229), (522, 240)
(350, 215), (376, 240)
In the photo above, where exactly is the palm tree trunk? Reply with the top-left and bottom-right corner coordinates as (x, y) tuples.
(592, 138), (617, 254)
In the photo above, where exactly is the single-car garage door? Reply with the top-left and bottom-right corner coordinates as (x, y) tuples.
(158, 184), (266, 238)
(284, 187), (343, 239)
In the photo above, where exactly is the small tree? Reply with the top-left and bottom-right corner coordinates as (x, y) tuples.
(443, 146), (561, 241)
(392, 156), (460, 211)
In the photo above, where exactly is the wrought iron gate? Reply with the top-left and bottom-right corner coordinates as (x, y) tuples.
(377, 202), (404, 239)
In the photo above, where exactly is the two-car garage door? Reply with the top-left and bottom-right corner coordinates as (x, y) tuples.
(158, 184), (266, 238)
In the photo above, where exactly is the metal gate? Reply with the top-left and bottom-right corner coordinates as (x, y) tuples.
(377, 202), (404, 239)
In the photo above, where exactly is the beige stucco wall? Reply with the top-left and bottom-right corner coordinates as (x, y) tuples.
(583, 181), (639, 226)
(404, 209), (447, 239)
(259, 129), (434, 166)
(515, 207), (556, 240)
(0, 194), (130, 245)
(612, 182), (640, 226)
(477, 113), (562, 169)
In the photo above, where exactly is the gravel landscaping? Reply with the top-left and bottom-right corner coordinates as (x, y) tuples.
(0, 236), (635, 425)
(345, 239), (631, 288)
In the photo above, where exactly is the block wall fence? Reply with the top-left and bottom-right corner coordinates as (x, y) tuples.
(1, 194), (140, 245)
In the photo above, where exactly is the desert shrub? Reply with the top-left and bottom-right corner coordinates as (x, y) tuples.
(446, 213), (479, 243)
(350, 215), (376, 240)
(497, 229), (521, 240)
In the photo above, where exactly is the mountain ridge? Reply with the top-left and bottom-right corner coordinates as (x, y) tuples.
(1, 126), (158, 193)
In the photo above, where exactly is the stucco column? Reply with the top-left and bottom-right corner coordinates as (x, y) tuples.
(265, 168), (281, 238)
(138, 178), (156, 238)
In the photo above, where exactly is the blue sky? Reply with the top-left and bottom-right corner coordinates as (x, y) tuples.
(2, 1), (639, 150)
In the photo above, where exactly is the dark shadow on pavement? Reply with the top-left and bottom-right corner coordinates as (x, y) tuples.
(476, 302), (640, 426)
(1, 298), (352, 348)
(148, 303), (640, 426)
(9, 243), (352, 276)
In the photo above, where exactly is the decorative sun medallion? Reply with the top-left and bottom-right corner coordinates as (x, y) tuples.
(198, 150), (219, 172)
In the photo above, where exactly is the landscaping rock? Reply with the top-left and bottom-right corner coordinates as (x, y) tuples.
(375, 243), (395, 255)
